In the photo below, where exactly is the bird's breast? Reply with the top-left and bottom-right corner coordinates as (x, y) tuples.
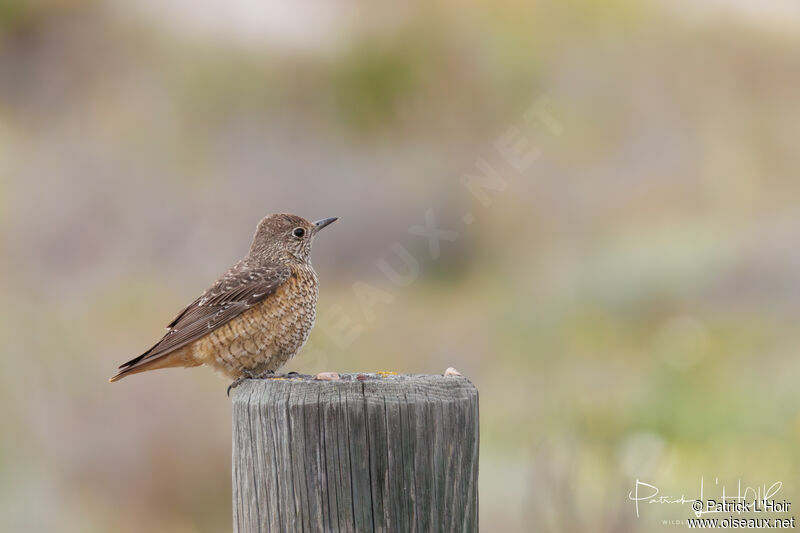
(193, 265), (319, 378)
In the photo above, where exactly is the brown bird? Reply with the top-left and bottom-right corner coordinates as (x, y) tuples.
(109, 214), (338, 393)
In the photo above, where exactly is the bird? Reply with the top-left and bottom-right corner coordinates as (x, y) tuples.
(109, 213), (338, 394)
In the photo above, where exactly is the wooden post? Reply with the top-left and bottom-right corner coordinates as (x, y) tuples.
(231, 373), (479, 533)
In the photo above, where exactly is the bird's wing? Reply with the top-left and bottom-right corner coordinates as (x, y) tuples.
(117, 264), (292, 372)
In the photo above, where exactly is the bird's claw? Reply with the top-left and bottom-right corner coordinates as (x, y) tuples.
(227, 376), (247, 397)
(227, 369), (276, 397)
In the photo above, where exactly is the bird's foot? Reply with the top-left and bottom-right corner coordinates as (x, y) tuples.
(258, 371), (304, 379)
(226, 370), (275, 397)
(227, 376), (248, 397)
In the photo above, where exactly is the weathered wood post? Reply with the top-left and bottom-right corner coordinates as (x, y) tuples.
(232, 373), (479, 532)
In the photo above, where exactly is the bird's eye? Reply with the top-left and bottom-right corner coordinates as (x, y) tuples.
(293, 227), (306, 238)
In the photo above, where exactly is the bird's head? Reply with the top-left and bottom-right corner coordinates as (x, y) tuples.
(248, 213), (338, 263)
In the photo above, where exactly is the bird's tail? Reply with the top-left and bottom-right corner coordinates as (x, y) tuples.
(109, 346), (200, 382)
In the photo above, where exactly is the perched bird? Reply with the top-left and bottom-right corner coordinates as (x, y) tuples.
(109, 214), (338, 393)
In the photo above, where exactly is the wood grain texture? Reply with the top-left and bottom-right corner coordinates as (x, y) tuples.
(232, 374), (479, 533)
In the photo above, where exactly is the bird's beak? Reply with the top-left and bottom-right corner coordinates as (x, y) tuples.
(313, 217), (339, 234)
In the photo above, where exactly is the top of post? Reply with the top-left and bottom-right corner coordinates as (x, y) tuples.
(231, 372), (478, 406)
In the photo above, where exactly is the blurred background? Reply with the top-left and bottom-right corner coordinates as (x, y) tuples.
(2, 0), (800, 531)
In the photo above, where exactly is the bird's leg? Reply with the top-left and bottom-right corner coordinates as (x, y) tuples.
(226, 368), (266, 397)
